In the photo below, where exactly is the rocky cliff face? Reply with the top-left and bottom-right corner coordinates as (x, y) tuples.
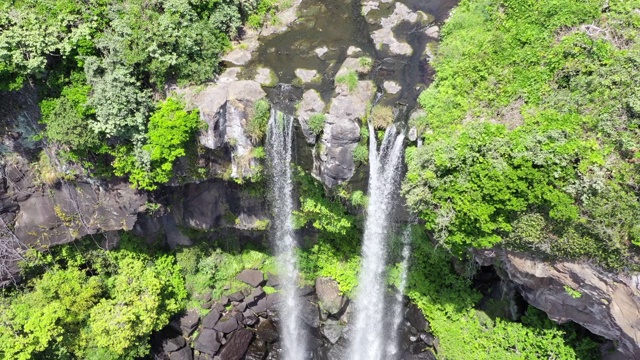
(474, 249), (640, 358)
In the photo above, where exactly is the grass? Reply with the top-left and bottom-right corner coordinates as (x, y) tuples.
(371, 105), (394, 129)
(246, 99), (271, 143)
(352, 143), (368, 164)
(358, 56), (373, 72)
(335, 70), (359, 93)
(308, 113), (326, 135)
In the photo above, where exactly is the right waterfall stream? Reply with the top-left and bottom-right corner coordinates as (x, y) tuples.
(347, 121), (406, 360)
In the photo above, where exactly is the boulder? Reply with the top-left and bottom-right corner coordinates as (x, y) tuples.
(266, 274), (281, 288)
(194, 329), (221, 356)
(255, 67), (278, 87)
(170, 310), (200, 336)
(296, 89), (326, 145)
(228, 291), (245, 302)
(237, 269), (265, 287)
(300, 299), (321, 328)
(383, 81), (401, 95)
(218, 328), (254, 360)
(248, 296), (268, 315)
(169, 346), (194, 360)
(322, 318), (345, 344)
(406, 304), (429, 332)
(202, 309), (221, 329)
(316, 277), (347, 315)
(245, 338), (267, 360)
(243, 310), (259, 326)
(163, 335), (187, 353)
(247, 287), (267, 302)
(256, 319), (280, 343)
(214, 317), (240, 334)
(295, 68), (320, 84)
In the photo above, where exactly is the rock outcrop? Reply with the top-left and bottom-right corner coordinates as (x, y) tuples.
(474, 249), (640, 358)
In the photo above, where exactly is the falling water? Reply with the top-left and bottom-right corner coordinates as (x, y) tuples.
(387, 227), (413, 358)
(348, 122), (406, 360)
(266, 109), (306, 360)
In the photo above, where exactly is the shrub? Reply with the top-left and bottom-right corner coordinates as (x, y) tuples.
(308, 113), (326, 135)
(353, 144), (368, 164)
(335, 70), (358, 92)
(371, 105), (394, 129)
(246, 99), (271, 143)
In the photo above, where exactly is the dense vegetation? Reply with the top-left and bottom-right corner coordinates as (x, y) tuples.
(404, 0), (640, 270)
(0, 0), (280, 190)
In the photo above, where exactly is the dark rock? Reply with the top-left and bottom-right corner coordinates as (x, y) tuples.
(219, 296), (230, 306)
(237, 269), (265, 287)
(305, 325), (325, 351)
(409, 342), (426, 355)
(212, 302), (226, 313)
(266, 274), (281, 288)
(315, 277), (347, 315)
(245, 338), (267, 360)
(169, 346), (193, 360)
(248, 296), (268, 315)
(218, 328), (254, 360)
(327, 338), (348, 360)
(214, 316), (239, 333)
(163, 335), (187, 353)
(195, 353), (214, 360)
(217, 331), (228, 345)
(235, 302), (248, 312)
(420, 332), (435, 347)
(194, 329), (221, 355)
(322, 319), (344, 344)
(266, 293), (283, 313)
(233, 311), (245, 324)
(248, 287), (267, 302)
(202, 309), (221, 329)
(201, 302), (213, 310)
(300, 300), (320, 328)
(243, 310), (259, 326)
(256, 319), (279, 343)
(403, 350), (437, 360)
(170, 310), (200, 336)
(299, 285), (315, 296)
(406, 304), (429, 331)
(228, 292), (245, 302)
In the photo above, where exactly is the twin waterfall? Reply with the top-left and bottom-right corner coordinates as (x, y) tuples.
(266, 110), (408, 360)
(266, 110), (306, 360)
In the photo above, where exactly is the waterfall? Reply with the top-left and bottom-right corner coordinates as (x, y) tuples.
(266, 109), (306, 360)
(348, 122), (405, 360)
(387, 227), (413, 358)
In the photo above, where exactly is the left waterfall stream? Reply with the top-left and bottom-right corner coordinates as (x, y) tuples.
(266, 109), (307, 360)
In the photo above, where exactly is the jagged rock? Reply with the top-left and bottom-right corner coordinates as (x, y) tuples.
(202, 309), (221, 329)
(163, 335), (187, 353)
(194, 329), (221, 356)
(169, 346), (193, 360)
(247, 287), (267, 302)
(237, 270), (265, 287)
(234, 302), (247, 312)
(420, 332), (435, 347)
(245, 338), (267, 360)
(322, 318), (344, 344)
(406, 304), (429, 332)
(474, 248), (640, 358)
(316, 277), (347, 315)
(327, 337), (348, 360)
(248, 296), (268, 315)
(266, 293), (283, 314)
(218, 328), (254, 360)
(403, 350), (437, 360)
(300, 285), (315, 297)
(256, 319), (279, 343)
(219, 296), (230, 306)
(266, 274), (281, 288)
(300, 299), (321, 328)
(228, 292), (245, 302)
(214, 316), (239, 334)
(297, 89), (326, 145)
(170, 310), (200, 336)
(243, 309), (259, 326)
(314, 77), (374, 188)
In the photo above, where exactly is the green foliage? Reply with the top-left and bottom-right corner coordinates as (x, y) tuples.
(246, 99), (271, 143)
(1, 234), (186, 359)
(358, 56), (373, 71)
(350, 190), (367, 207)
(112, 98), (202, 190)
(308, 113), (326, 135)
(564, 286), (583, 299)
(406, 0), (640, 268)
(335, 70), (358, 92)
(405, 227), (600, 359)
(352, 144), (368, 164)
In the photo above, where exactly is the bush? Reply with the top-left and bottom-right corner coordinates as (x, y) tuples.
(246, 99), (271, 143)
(371, 105), (394, 129)
(335, 70), (358, 92)
(353, 144), (368, 164)
(308, 113), (326, 135)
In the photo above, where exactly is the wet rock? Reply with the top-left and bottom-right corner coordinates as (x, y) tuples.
(347, 46), (364, 57)
(255, 67), (278, 87)
(245, 338), (267, 360)
(406, 304), (429, 332)
(202, 309), (221, 329)
(315, 46), (329, 58)
(256, 319), (279, 343)
(248, 287), (267, 302)
(218, 328), (254, 360)
(266, 293), (284, 314)
(299, 285), (315, 297)
(322, 318), (345, 344)
(248, 296), (268, 315)
(408, 127), (418, 142)
(266, 273), (281, 288)
(327, 337), (348, 360)
(367, 2), (419, 56)
(194, 329), (221, 356)
(297, 89), (326, 145)
(260, 0), (303, 37)
(383, 81), (401, 95)
(237, 270), (265, 287)
(306, 325), (326, 351)
(316, 277), (347, 315)
(219, 296), (230, 306)
(235, 302), (247, 312)
(214, 317), (239, 334)
(335, 57), (372, 77)
(420, 332), (435, 347)
(295, 68), (320, 84)
(425, 25), (440, 38)
(300, 300), (321, 328)
(404, 350), (437, 360)
(170, 310), (200, 336)
(243, 309), (259, 326)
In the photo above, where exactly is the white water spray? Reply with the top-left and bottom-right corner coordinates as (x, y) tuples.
(348, 122), (405, 360)
(266, 110), (306, 360)
(387, 227), (413, 358)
